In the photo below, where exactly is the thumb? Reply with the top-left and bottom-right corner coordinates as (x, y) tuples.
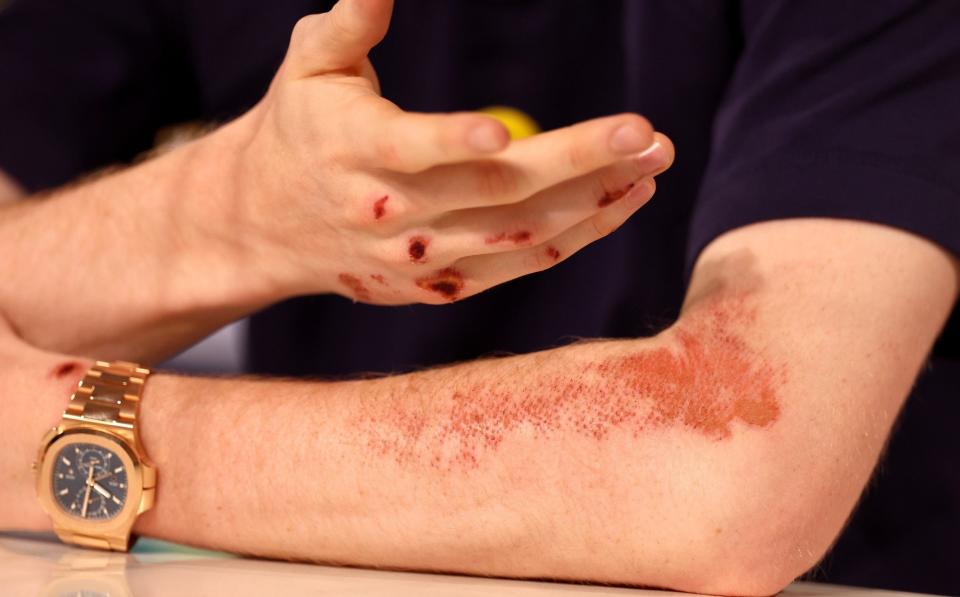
(284, 0), (394, 79)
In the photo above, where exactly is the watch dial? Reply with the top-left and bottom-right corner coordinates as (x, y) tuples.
(51, 443), (129, 521)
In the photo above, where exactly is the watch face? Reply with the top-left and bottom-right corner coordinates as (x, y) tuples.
(51, 442), (129, 521)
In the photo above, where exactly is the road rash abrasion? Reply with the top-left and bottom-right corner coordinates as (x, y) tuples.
(357, 294), (784, 469)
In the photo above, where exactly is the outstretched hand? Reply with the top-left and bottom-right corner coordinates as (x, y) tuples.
(234, 0), (674, 304)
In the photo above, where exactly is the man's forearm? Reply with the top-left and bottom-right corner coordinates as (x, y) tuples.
(0, 116), (285, 362)
(4, 294), (825, 596)
(4, 220), (954, 596)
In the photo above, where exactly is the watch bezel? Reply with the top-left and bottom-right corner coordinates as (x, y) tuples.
(36, 428), (145, 535)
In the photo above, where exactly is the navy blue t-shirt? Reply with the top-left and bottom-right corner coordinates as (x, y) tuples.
(1, 1), (958, 594)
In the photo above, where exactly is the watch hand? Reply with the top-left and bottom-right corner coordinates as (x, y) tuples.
(92, 483), (111, 499)
(80, 466), (94, 518)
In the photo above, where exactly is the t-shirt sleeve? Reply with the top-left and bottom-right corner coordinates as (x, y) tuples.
(0, 0), (197, 193)
(687, 0), (960, 272)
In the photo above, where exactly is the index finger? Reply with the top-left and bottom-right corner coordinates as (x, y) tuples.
(343, 99), (512, 173)
(503, 113), (655, 196)
(406, 114), (656, 208)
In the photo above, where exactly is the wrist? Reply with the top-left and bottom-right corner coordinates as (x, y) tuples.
(0, 341), (92, 532)
(158, 113), (302, 315)
(229, 105), (344, 298)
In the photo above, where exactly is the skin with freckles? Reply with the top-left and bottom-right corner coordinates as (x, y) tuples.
(372, 195), (389, 220)
(358, 295), (784, 469)
(337, 273), (371, 301)
(598, 182), (636, 208)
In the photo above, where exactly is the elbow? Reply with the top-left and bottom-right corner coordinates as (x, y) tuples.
(685, 536), (821, 597)
(670, 480), (845, 596)
(599, 468), (843, 596)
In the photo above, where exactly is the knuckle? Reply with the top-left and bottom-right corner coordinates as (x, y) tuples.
(366, 237), (414, 271)
(397, 233), (442, 268)
(346, 191), (408, 231)
(378, 240), (407, 267)
(341, 203), (373, 229)
(321, 11), (353, 44)
(373, 135), (403, 169)
(290, 15), (321, 48)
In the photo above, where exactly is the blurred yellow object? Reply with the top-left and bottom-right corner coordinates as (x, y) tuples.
(480, 106), (541, 140)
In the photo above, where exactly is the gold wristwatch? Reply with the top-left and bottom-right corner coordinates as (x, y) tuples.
(33, 361), (157, 551)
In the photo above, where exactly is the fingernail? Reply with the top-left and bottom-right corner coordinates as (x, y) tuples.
(609, 123), (650, 153)
(637, 139), (664, 159)
(637, 141), (671, 173)
(468, 124), (508, 153)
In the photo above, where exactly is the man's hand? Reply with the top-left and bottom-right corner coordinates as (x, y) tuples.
(0, 0), (672, 359)
(231, 0), (672, 304)
(0, 0), (671, 360)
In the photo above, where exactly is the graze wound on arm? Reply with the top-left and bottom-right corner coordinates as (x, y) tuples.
(338, 273), (372, 302)
(408, 236), (430, 263)
(370, 274), (388, 286)
(50, 361), (80, 380)
(50, 361), (87, 396)
(546, 246), (561, 262)
(598, 182), (635, 208)
(359, 296), (784, 469)
(372, 196), (389, 220)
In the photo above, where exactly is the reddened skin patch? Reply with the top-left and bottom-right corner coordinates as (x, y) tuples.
(338, 273), (371, 302)
(485, 230), (532, 245)
(372, 196), (389, 220)
(356, 294), (784, 470)
(50, 361), (80, 380)
(415, 268), (465, 302)
(598, 182), (636, 208)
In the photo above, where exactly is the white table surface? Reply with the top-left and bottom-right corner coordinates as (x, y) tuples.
(0, 533), (941, 597)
